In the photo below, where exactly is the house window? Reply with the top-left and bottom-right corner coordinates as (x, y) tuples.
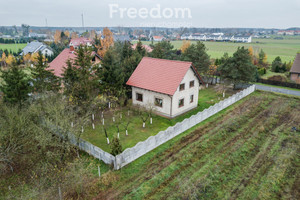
(190, 95), (194, 103)
(155, 98), (163, 107)
(136, 93), (143, 102)
(190, 80), (195, 88)
(179, 83), (185, 91)
(179, 98), (184, 108)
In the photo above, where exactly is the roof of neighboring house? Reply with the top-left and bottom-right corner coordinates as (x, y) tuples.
(131, 44), (153, 53)
(48, 48), (102, 77)
(48, 48), (77, 77)
(126, 57), (203, 96)
(69, 37), (92, 47)
(21, 41), (51, 55)
(290, 53), (300, 74)
(153, 36), (163, 40)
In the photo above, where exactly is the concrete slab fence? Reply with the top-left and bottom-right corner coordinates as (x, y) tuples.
(68, 85), (256, 169)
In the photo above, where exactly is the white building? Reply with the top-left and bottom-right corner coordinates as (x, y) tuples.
(126, 57), (204, 118)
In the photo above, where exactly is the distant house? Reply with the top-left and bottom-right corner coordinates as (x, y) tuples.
(21, 41), (53, 56)
(114, 35), (131, 42)
(152, 36), (164, 42)
(69, 37), (92, 49)
(131, 43), (153, 53)
(126, 57), (204, 118)
(48, 48), (102, 77)
(180, 34), (251, 43)
(290, 53), (300, 83)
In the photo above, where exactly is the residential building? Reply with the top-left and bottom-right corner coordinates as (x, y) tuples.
(126, 57), (204, 118)
(21, 41), (53, 56)
(48, 48), (102, 77)
(69, 37), (92, 49)
(152, 36), (164, 42)
(131, 43), (153, 53)
(290, 53), (300, 82)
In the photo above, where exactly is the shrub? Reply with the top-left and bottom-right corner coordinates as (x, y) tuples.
(110, 136), (123, 156)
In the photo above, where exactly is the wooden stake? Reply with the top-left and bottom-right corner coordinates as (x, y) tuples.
(98, 165), (101, 177)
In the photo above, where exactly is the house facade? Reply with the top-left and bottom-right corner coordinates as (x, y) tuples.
(127, 57), (203, 118)
(290, 53), (300, 83)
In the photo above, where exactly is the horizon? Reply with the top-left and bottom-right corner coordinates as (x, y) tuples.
(1, 0), (299, 29)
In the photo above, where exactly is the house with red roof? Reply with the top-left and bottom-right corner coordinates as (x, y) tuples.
(69, 37), (92, 49)
(131, 43), (153, 53)
(152, 36), (164, 42)
(48, 48), (102, 77)
(126, 57), (204, 118)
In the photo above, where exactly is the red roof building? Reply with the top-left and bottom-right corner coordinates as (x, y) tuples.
(69, 37), (92, 48)
(131, 43), (153, 53)
(48, 48), (102, 77)
(126, 57), (203, 118)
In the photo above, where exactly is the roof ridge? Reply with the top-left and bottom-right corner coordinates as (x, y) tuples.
(143, 57), (192, 64)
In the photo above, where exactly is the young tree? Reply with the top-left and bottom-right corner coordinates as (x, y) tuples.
(271, 56), (283, 72)
(218, 47), (256, 89)
(180, 40), (191, 53)
(110, 136), (122, 156)
(0, 64), (32, 106)
(54, 30), (61, 44)
(181, 41), (210, 73)
(258, 49), (268, 67)
(32, 51), (60, 93)
(135, 40), (146, 56)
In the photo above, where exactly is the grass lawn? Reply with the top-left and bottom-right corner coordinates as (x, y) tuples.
(0, 43), (26, 53)
(260, 69), (288, 80)
(95, 91), (300, 199)
(133, 38), (300, 63)
(81, 86), (236, 152)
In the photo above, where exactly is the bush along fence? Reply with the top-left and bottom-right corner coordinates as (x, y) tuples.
(257, 78), (300, 89)
(66, 85), (256, 169)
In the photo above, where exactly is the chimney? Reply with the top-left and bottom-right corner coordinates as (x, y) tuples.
(70, 45), (74, 52)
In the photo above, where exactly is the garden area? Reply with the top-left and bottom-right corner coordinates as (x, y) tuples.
(81, 85), (238, 152)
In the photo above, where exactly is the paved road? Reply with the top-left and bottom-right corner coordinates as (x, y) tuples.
(255, 84), (300, 97)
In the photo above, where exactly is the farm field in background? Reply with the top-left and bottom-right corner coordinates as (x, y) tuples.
(81, 86), (237, 152)
(96, 91), (300, 199)
(0, 43), (26, 53)
(134, 38), (300, 63)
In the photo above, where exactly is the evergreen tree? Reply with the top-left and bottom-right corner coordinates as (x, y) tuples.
(150, 41), (178, 60)
(62, 46), (98, 106)
(110, 136), (123, 156)
(98, 49), (125, 98)
(258, 49), (267, 67)
(181, 41), (210, 73)
(32, 51), (60, 93)
(218, 47), (256, 89)
(0, 64), (32, 106)
(271, 56), (282, 72)
(135, 40), (146, 56)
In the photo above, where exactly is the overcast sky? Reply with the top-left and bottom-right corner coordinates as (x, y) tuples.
(0, 0), (299, 28)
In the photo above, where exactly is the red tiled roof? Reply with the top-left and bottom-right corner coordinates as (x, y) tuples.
(126, 57), (202, 96)
(70, 37), (92, 47)
(132, 43), (153, 53)
(290, 53), (300, 74)
(48, 48), (76, 77)
(153, 36), (163, 39)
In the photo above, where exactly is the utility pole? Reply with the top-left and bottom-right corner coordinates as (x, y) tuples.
(81, 13), (85, 32)
(45, 18), (48, 27)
